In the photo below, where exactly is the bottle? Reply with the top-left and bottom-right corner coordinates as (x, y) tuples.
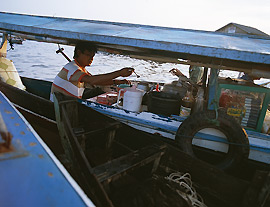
(179, 90), (194, 117)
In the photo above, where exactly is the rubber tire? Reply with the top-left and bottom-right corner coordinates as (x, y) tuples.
(175, 109), (250, 171)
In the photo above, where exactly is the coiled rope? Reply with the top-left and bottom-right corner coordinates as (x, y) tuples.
(165, 172), (207, 207)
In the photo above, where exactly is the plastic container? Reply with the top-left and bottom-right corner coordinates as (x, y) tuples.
(117, 84), (131, 97)
(117, 86), (144, 112)
(96, 92), (118, 105)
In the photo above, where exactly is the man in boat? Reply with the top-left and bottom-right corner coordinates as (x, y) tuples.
(239, 72), (260, 83)
(50, 41), (134, 101)
(169, 65), (204, 85)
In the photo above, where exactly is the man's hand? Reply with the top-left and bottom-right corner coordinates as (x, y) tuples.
(120, 67), (134, 77)
(169, 68), (185, 77)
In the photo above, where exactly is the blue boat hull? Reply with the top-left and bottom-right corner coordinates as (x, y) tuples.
(0, 91), (93, 206)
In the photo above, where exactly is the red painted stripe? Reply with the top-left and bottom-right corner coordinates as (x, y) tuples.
(78, 73), (87, 82)
(62, 68), (68, 72)
(69, 69), (81, 81)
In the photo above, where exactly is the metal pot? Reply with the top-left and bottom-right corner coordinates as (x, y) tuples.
(162, 81), (187, 98)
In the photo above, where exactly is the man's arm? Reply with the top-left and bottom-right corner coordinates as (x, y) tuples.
(81, 68), (134, 85)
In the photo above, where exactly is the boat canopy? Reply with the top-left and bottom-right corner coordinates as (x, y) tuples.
(0, 12), (270, 73)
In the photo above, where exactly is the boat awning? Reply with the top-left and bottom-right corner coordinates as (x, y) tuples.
(0, 12), (270, 72)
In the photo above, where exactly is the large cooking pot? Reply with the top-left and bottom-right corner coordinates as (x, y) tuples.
(147, 91), (181, 116)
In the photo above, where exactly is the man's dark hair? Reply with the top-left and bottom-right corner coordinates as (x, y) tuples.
(73, 41), (97, 59)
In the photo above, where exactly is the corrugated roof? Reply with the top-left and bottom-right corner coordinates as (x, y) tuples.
(0, 12), (270, 72)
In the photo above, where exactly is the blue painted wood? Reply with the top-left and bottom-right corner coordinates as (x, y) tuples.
(0, 92), (93, 207)
(79, 99), (270, 157)
(207, 69), (219, 110)
(79, 99), (181, 134)
(0, 12), (270, 65)
(196, 132), (270, 153)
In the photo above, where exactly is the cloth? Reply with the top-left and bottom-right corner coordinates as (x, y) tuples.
(0, 57), (26, 90)
(50, 60), (93, 101)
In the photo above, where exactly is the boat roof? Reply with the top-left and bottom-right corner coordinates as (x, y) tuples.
(0, 12), (270, 73)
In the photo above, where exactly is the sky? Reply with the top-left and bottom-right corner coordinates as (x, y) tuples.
(1, 0), (270, 35)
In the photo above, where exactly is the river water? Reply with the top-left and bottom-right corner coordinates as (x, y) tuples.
(6, 40), (268, 86)
(6, 40), (188, 83)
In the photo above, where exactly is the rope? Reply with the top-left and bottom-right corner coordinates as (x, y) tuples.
(165, 172), (207, 207)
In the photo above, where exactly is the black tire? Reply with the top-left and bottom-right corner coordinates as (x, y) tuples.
(175, 109), (250, 171)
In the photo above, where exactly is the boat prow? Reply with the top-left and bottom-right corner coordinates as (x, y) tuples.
(0, 91), (94, 206)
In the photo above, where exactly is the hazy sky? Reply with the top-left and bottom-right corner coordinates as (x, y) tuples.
(2, 0), (270, 35)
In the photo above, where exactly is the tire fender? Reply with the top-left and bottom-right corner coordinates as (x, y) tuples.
(175, 109), (250, 171)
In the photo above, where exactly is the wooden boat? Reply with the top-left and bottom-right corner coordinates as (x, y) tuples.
(4, 79), (270, 207)
(5, 76), (270, 207)
(52, 91), (270, 207)
(0, 91), (93, 206)
(0, 12), (270, 171)
(1, 12), (270, 206)
(1, 75), (269, 171)
(0, 76), (64, 157)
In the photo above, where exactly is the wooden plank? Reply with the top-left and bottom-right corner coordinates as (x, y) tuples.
(92, 144), (166, 183)
(73, 121), (122, 137)
(54, 92), (114, 207)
